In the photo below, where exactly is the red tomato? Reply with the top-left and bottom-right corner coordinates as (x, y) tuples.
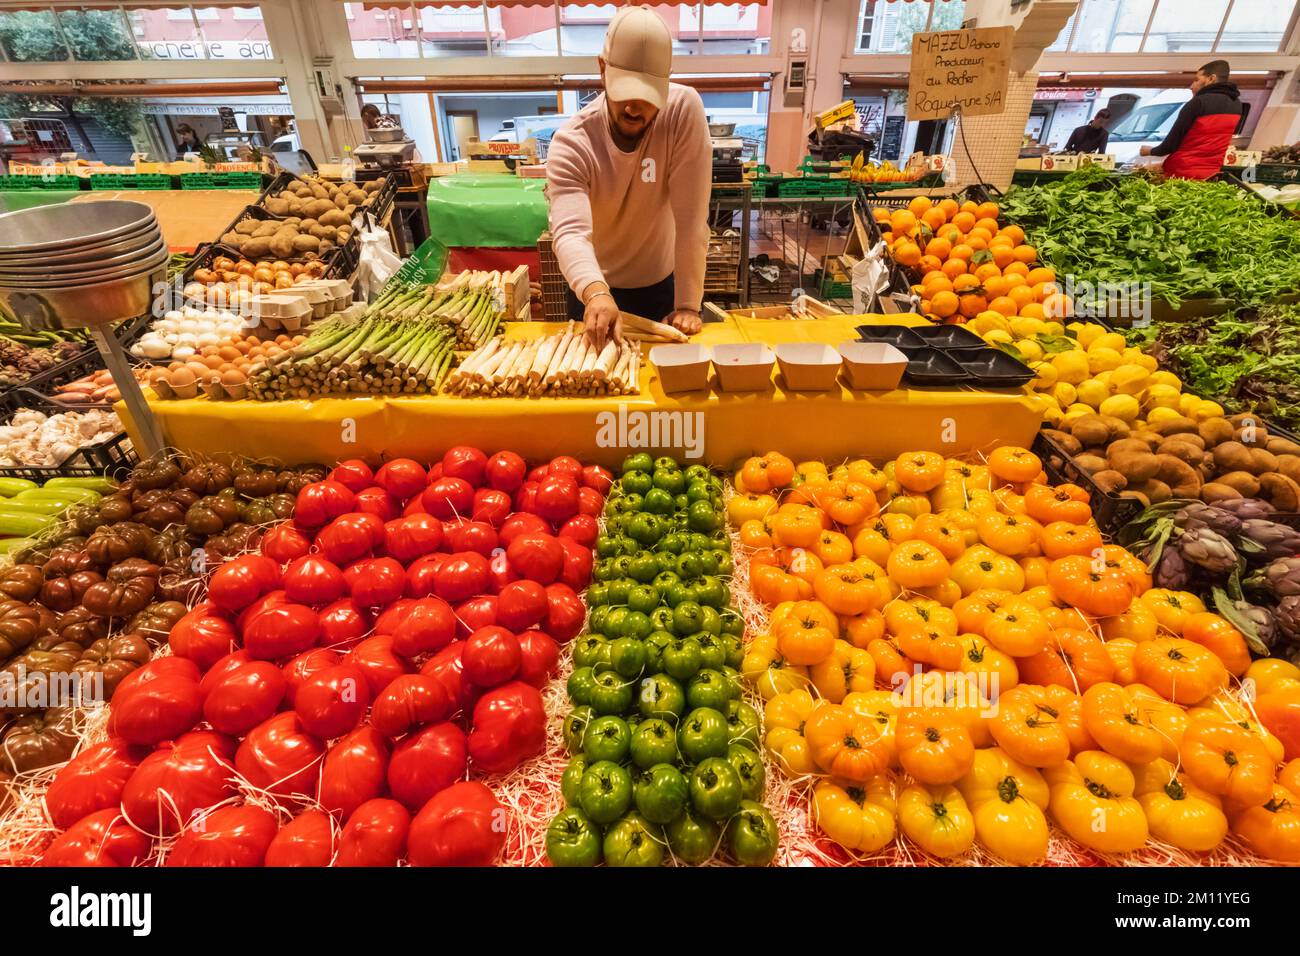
(527, 464), (550, 483)
(420, 643), (475, 713)
(442, 446), (488, 487)
(373, 598), (416, 635)
(108, 658), (202, 745)
(389, 597), (456, 658)
(44, 737), (147, 831)
(261, 522), (312, 563)
(235, 712), (324, 803)
(468, 680), (546, 773)
(315, 512), (384, 566)
(558, 537), (594, 591)
(243, 602), (322, 661)
(582, 464), (614, 494)
(281, 647), (342, 707)
(549, 455), (583, 481)
(405, 552), (448, 598)
(384, 514), (443, 564)
(121, 730), (237, 836)
(294, 480), (357, 531)
(344, 635), (410, 697)
(41, 809), (151, 868)
(199, 649), (254, 696)
(500, 512), (548, 547)
(448, 519), (498, 557)
(534, 475), (580, 523)
(577, 486), (604, 517)
(202, 658), (286, 737)
(265, 809), (336, 867)
(496, 579), (548, 631)
(506, 532), (563, 585)
(455, 595), (498, 639)
(471, 488), (513, 529)
(370, 674), (453, 737)
(317, 599), (371, 650)
(544, 583), (585, 642)
(462, 625), (521, 687)
(319, 726), (389, 821)
(488, 548), (519, 593)
(330, 459), (375, 494)
(427, 461), (444, 481)
(282, 555), (346, 606)
(166, 805), (278, 867)
(235, 589), (289, 634)
(354, 486), (402, 522)
(485, 450), (526, 493)
(207, 554), (281, 613)
(344, 557), (407, 608)
(374, 458), (427, 501)
(514, 481), (538, 515)
(337, 798), (410, 867)
(407, 781), (504, 867)
(435, 551), (490, 603)
(516, 630), (560, 688)
(559, 514), (599, 548)
(403, 494), (427, 516)
(423, 476), (474, 520)
(295, 664), (371, 739)
(169, 603), (238, 671)
(387, 721), (467, 811)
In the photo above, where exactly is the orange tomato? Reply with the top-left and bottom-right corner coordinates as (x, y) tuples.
(984, 603), (1051, 657)
(990, 684), (1073, 767)
(887, 541), (952, 590)
(1038, 521), (1102, 559)
(1024, 483), (1092, 525)
(896, 707), (976, 785)
(894, 451), (946, 493)
(987, 446), (1042, 485)
(1017, 627), (1115, 693)
(1181, 612), (1252, 678)
(814, 565), (882, 616)
(1133, 638), (1229, 706)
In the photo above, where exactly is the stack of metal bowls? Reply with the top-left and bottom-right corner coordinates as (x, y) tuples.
(0, 200), (167, 331)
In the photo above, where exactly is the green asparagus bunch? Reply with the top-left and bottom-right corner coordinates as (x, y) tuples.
(369, 271), (503, 349)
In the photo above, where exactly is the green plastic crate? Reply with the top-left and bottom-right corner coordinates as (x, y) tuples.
(135, 174), (172, 190)
(5, 174), (82, 190)
(180, 171), (263, 190)
(89, 174), (134, 190)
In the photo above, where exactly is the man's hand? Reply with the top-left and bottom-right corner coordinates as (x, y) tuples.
(665, 309), (702, 336)
(1139, 145), (1153, 157)
(584, 290), (622, 349)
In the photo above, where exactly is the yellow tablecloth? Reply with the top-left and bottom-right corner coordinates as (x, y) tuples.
(121, 317), (1041, 468)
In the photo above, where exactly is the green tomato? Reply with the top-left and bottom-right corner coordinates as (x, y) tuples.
(685, 479), (712, 503)
(649, 606), (675, 632)
(628, 517), (664, 549)
(637, 673), (686, 721)
(700, 549), (732, 576)
(721, 634), (745, 670)
(599, 607), (628, 640)
(629, 717), (679, 770)
(622, 470), (653, 495)
(622, 452), (654, 475)
(626, 584), (659, 615)
(603, 812), (664, 867)
(674, 493), (690, 512)
(652, 468), (684, 494)
(675, 550), (704, 581)
(672, 601), (705, 637)
(546, 808), (603, 867)
(726, 743), (766, 802)
(662, 638), (703, 683)
(566, 667), (597, 707)
(686, 668), (737, 711)
(578, 760), (634, 825)
(688, 533), (715, 553)
(588, 606), (610, 635)
(652, 569), (680, 592)
(660, 581), (690, 608)
(720, 607), (745, 637)
(695, 633), (727, 671)
(665, 807), (721, 865)
(609, 636), (647, 679)
(605, 578), (633, 606)
(689, 757), (743, 820)
(642, 487), (675, 515)
(561, 754), (591, 806)
(725, 699), (762, 749)
(627, 551), (660, 582)
(726, 800), (779, 866)
(563, 705), (595, 753)
(644, 631), (673, 673)
(684, 463), (711, 484)
(586, 583), (610, 607)
(693, 576), (728, 610)
(634, 764), (689, 825)
(607, 555), (632, 579)
(619, 611), (653, 640)
(699, 605), (723, 637)
(572, 635), (610, 670)
(677, 706), (729, 764)
(659, 532), (688, 555)
(687, 499), (720, 533)
(595, 536), (620, 559)
(588, 670), (635, 715)
(620, 492), (644, 514)
(581, 715), (631, 763)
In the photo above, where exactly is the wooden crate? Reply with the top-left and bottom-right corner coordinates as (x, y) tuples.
(703, 295), (842, 322)
(537, 232), (571, 323)
(704, 232), (742, 295)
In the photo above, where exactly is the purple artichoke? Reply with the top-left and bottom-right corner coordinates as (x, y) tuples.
(1176, 527), (1239, 575)
(1256, 557), (1300, 599)
(1154, 546), (1190, 590)
(1277, 595), (1300, 643)
(1216, 498), (1277, 521)
(1231, 599), (1278, 652)
(1175, 502), (1243, 540)
(1240, 519), (1300, 562)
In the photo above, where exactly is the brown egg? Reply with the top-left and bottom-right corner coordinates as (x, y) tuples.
(168, 367), (196, 388)
(200, 354), (224, 370)
(220, 368), (247, 386)
(217, 345), (241, 362)
(167, 360), (184, 372)
(200, 344), (220, 357)
(184, 360), (210, 379)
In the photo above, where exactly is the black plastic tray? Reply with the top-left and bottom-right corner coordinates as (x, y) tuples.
(256, 171), (397, 232)
(0, 393), (136, 481)
(855, 324), (925, 348)
(952, 348), (1035, 387)
(900, 346), (966, 386)
(1033, 429), (1143, 536)
(913, 324), (986, 350)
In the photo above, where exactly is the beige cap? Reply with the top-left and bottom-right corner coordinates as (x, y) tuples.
(602, 6), (672, 110)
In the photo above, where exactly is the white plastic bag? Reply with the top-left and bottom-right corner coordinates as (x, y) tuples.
(851, 240), (897, 313)
(353, 211), (403, 301)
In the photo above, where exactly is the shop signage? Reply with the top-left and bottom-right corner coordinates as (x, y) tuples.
(139, 40), (273, 61)
(907, 26), (1013, 121)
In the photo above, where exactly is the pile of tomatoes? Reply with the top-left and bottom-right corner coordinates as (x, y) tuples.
(734, 447), (1300, 864)
(36, 448), (610, 867)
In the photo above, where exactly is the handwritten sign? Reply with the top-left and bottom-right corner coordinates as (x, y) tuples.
(907, 26), (1013, 122)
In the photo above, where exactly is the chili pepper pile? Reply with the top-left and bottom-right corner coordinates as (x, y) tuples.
(734, 447), (1300, 864)
(25, 447), (604, 867)
(546, 454), (779, 867)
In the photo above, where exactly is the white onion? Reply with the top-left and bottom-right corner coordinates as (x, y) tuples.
(172, 345), (197, 360)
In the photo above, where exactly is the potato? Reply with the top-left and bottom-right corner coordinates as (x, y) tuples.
(1197, 418), (1235, 447)
(1267, 437), (1300, 457)
(319, 209), (349, 228)
(1261, 473), (1300, 511)
(292, 234), (321, 253)
(1127, 479), (1172, 504)
(1107, 443), (1160, 483)
(264, 197), (290, 217)
(309, 224), (336, 241)
(1150, 416), (1200, 437)
(235, 219), (260, 236)
(1278, 455), (1300, 486)
(1072, 453), (1107, 474)
(268, 231), (298, 259)
(1128, 430), (1163, 450)
(1155, 455), (1201, 498)
(1212, 441), (1277, 475)
(220, 231), (243, 246)
(1200, 483), (1244, 504)
(311, 184), (330, 200)
(1234, 425), (1271, 446)
(1157, 438), (1206, 466)
(1070, 415), (1113, 448)
(1092, 470), (1128, 493)
(347, 189), (367, 205)
(303, 198), (335, 220)
(287, 199), (305, 216)
(241, 237), (272, 259)
(364, 179), (382, 193)
(253, 222), (280, 239)
(1044, 429), (1082, 456)
(335, 192), (349, 210)
(1216, 470), (1261, 497)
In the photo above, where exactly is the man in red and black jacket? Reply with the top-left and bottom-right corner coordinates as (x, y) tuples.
(1140, 60), (1242, 180)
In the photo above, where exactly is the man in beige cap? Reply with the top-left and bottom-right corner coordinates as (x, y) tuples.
(547, 5), (711, 347)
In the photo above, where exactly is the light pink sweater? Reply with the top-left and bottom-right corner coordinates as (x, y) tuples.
(546, 83), (712, 311)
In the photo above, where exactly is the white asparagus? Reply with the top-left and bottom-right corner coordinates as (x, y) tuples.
(542, 328), (574, 382)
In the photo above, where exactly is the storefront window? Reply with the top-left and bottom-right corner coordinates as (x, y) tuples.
(129, 5), (210, 60)
(489, 0), (560, 56)
(855, 0), (965, 55)
(1144, 0), (1230, 52)
(57, 6), (138, 61)
(560, 3), (699, 56)
(0, 7), (68, 61)
(695, 4), (770, 55)
(1217, 0), (1292, 52)
(195, 6), (272, 60)
(1071, 0), (1153, 53)
(346, 1), (424, 58)
(700, 88), (767, 161)
(419, 3), (490, 56)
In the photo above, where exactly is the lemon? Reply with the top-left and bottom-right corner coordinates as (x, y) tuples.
(985, 329), (1013, 345)
(1147, 406), (1182, 425)
(1089, 332), (1128, 354)
(1063, 403), (1096, 425)
(1191, 400), (1225, 422)
(1016, 339), (1045, 363)
(1051, 351), (1089, 385)
(1031, 361), (1058, 390)
(1010, 317), (1047, 339)
(1076, 379), (1110, 409)
(1087, 347), (1123, 374)
(1134, 353), (1159, 372)
(1051, 382), (1078, 407)
(1149, 370), (1182, 390)
(1111, 364), (1150, 395)
(1076, 323), (1105, 348)
(1100, 394), (1140, 422)
(1044, 322), (1066, 337)
(1144, 384), (1182, 411)
(1042, 404), (1065, 428)
(1093, 370), (1113, 390)
(1179, 393), (1201, 416)
(1024, 393), (1056, 419)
